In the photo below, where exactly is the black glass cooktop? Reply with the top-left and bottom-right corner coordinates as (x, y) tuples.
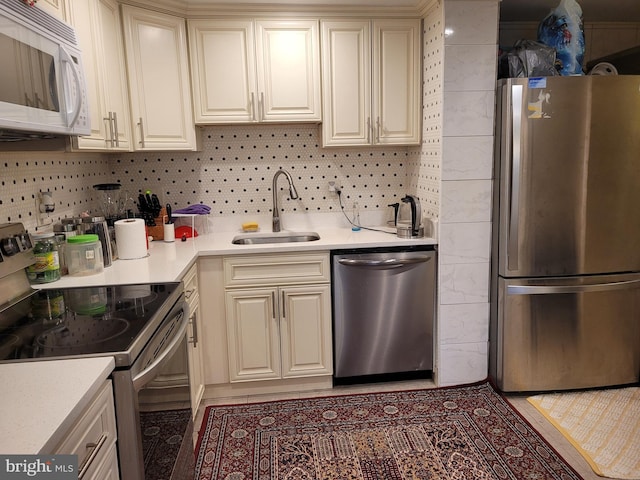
(0, 283), (181, 363)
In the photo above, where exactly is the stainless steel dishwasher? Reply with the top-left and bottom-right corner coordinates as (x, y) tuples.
(332, 246), (436, 381)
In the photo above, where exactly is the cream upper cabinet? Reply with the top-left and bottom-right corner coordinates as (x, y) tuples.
(188, 18), (321, 123)
(121, 5), (199, 151)
(321, 19), (421, 146)
(68, 0), (131, 151)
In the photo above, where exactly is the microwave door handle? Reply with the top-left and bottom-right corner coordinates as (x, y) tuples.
(132, 304), (189, 390)
(59, 46), (83, 128)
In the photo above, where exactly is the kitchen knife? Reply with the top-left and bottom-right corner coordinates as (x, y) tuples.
(151, 194), (162, 217)
(138, 194), (148, 214)
(166, 204), (172, 224)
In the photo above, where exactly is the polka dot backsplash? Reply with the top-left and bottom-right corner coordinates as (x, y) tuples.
(110, 124), (411, 216)
(413, 3), (443, 221)
(0, 150), (111, 232)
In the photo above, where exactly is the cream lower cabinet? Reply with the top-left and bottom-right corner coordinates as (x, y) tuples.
(184, 263), (205, 416)
(321, 19), (421, 146)
(223, 253), (332, 383)
(54, 381), (119, 480)
(68, 0), (132, 151)
(121, 5), (199, 151)
(188, 19), (321, 123)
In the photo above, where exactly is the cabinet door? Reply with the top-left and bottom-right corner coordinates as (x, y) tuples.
(226, 288), (281, 382)
(188, 19), (257, 123)
(255, 20), (321, 122)
(187, 296), (204, 416)
(69, 0), (131, 151)
(320, 20), (371, 146)
(280, 285), (333, 378)
(372, 19), (421, 145)
(98, 0), (131, 150)
(121, 5), (198, 151)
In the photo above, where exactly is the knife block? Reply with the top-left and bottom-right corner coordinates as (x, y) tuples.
(146, 207), (166, 241)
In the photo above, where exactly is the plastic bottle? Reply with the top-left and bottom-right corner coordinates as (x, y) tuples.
(26, 232), (61, 284)
(351, 202), (361, 231)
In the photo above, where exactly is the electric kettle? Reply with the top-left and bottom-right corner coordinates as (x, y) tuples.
(396, 195), (424, 238)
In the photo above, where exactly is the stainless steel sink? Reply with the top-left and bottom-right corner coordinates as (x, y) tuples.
(232, 231), (320, 245)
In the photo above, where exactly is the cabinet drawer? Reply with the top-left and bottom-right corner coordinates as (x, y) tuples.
(54, 381), (117, 476)
(224, 253), (330, 287)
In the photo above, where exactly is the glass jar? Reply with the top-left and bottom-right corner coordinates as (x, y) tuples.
(66, 234), (104, 276)
(26, 232), (61, 284)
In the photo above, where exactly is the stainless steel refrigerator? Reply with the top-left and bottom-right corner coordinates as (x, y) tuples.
(490, 75), (640, 392)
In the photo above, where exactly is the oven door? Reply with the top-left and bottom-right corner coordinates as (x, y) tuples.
(112, 300), (194, 480)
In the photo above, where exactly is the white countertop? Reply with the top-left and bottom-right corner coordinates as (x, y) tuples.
(15, 215), (435, 453)
(0, 357), (115, 454)
(38, 222), (436, 289)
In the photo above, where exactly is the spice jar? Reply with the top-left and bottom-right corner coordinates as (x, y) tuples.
(26, 232), (61, 284)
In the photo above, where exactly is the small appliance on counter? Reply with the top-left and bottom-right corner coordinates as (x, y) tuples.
(387, 194), (425, 239)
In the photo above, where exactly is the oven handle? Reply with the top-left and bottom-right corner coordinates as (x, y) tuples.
(132, 302), (189, 390)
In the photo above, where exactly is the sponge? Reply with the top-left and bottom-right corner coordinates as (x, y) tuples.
(242, 222), (259, 232)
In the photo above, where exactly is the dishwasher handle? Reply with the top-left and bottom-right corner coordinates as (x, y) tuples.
(337, 255), (432, 268)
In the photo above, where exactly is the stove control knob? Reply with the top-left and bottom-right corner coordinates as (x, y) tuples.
(1, 237), (19, 256)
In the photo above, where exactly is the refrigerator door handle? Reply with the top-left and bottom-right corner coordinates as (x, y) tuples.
(508, 84), (523, 272)
(507, 279), (640, 295)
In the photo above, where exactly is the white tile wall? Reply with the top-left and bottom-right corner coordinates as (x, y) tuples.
(437, 0), (499, 387)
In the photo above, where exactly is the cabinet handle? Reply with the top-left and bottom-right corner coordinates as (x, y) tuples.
(185, 288), (195, 300)
(137, 117), (145, 148)
(250, 92), (257, 121)
(105, 112), (115, 147)
(78, 433), (107, 479)
(281, 290), (285, 319)
(366, 117), (371, 144)
(259, 92), (264, 121)
(376, 116), (381, 143)
(112, 111), (120, 148)
(189, 310), (198, 347)
(271, 291), (276, 319)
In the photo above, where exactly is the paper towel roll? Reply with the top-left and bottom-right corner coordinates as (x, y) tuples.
(115, 218), (148, 259)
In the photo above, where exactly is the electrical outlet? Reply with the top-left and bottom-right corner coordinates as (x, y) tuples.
(328, 181), (336, 193)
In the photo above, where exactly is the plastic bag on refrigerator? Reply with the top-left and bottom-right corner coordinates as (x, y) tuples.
(537, 0), (585, 75)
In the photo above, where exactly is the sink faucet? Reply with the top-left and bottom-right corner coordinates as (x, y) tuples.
(272, 169), (299, 232)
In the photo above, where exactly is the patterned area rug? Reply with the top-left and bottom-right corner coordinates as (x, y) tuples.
(140, 408), (194, 480)
(195, 382), (582, 479)
(528, 386), (640, 479)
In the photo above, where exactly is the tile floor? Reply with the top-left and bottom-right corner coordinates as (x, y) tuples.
(194, 379), (603, 480)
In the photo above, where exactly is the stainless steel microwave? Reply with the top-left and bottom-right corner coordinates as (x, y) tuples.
(0, 0), (90, 137)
